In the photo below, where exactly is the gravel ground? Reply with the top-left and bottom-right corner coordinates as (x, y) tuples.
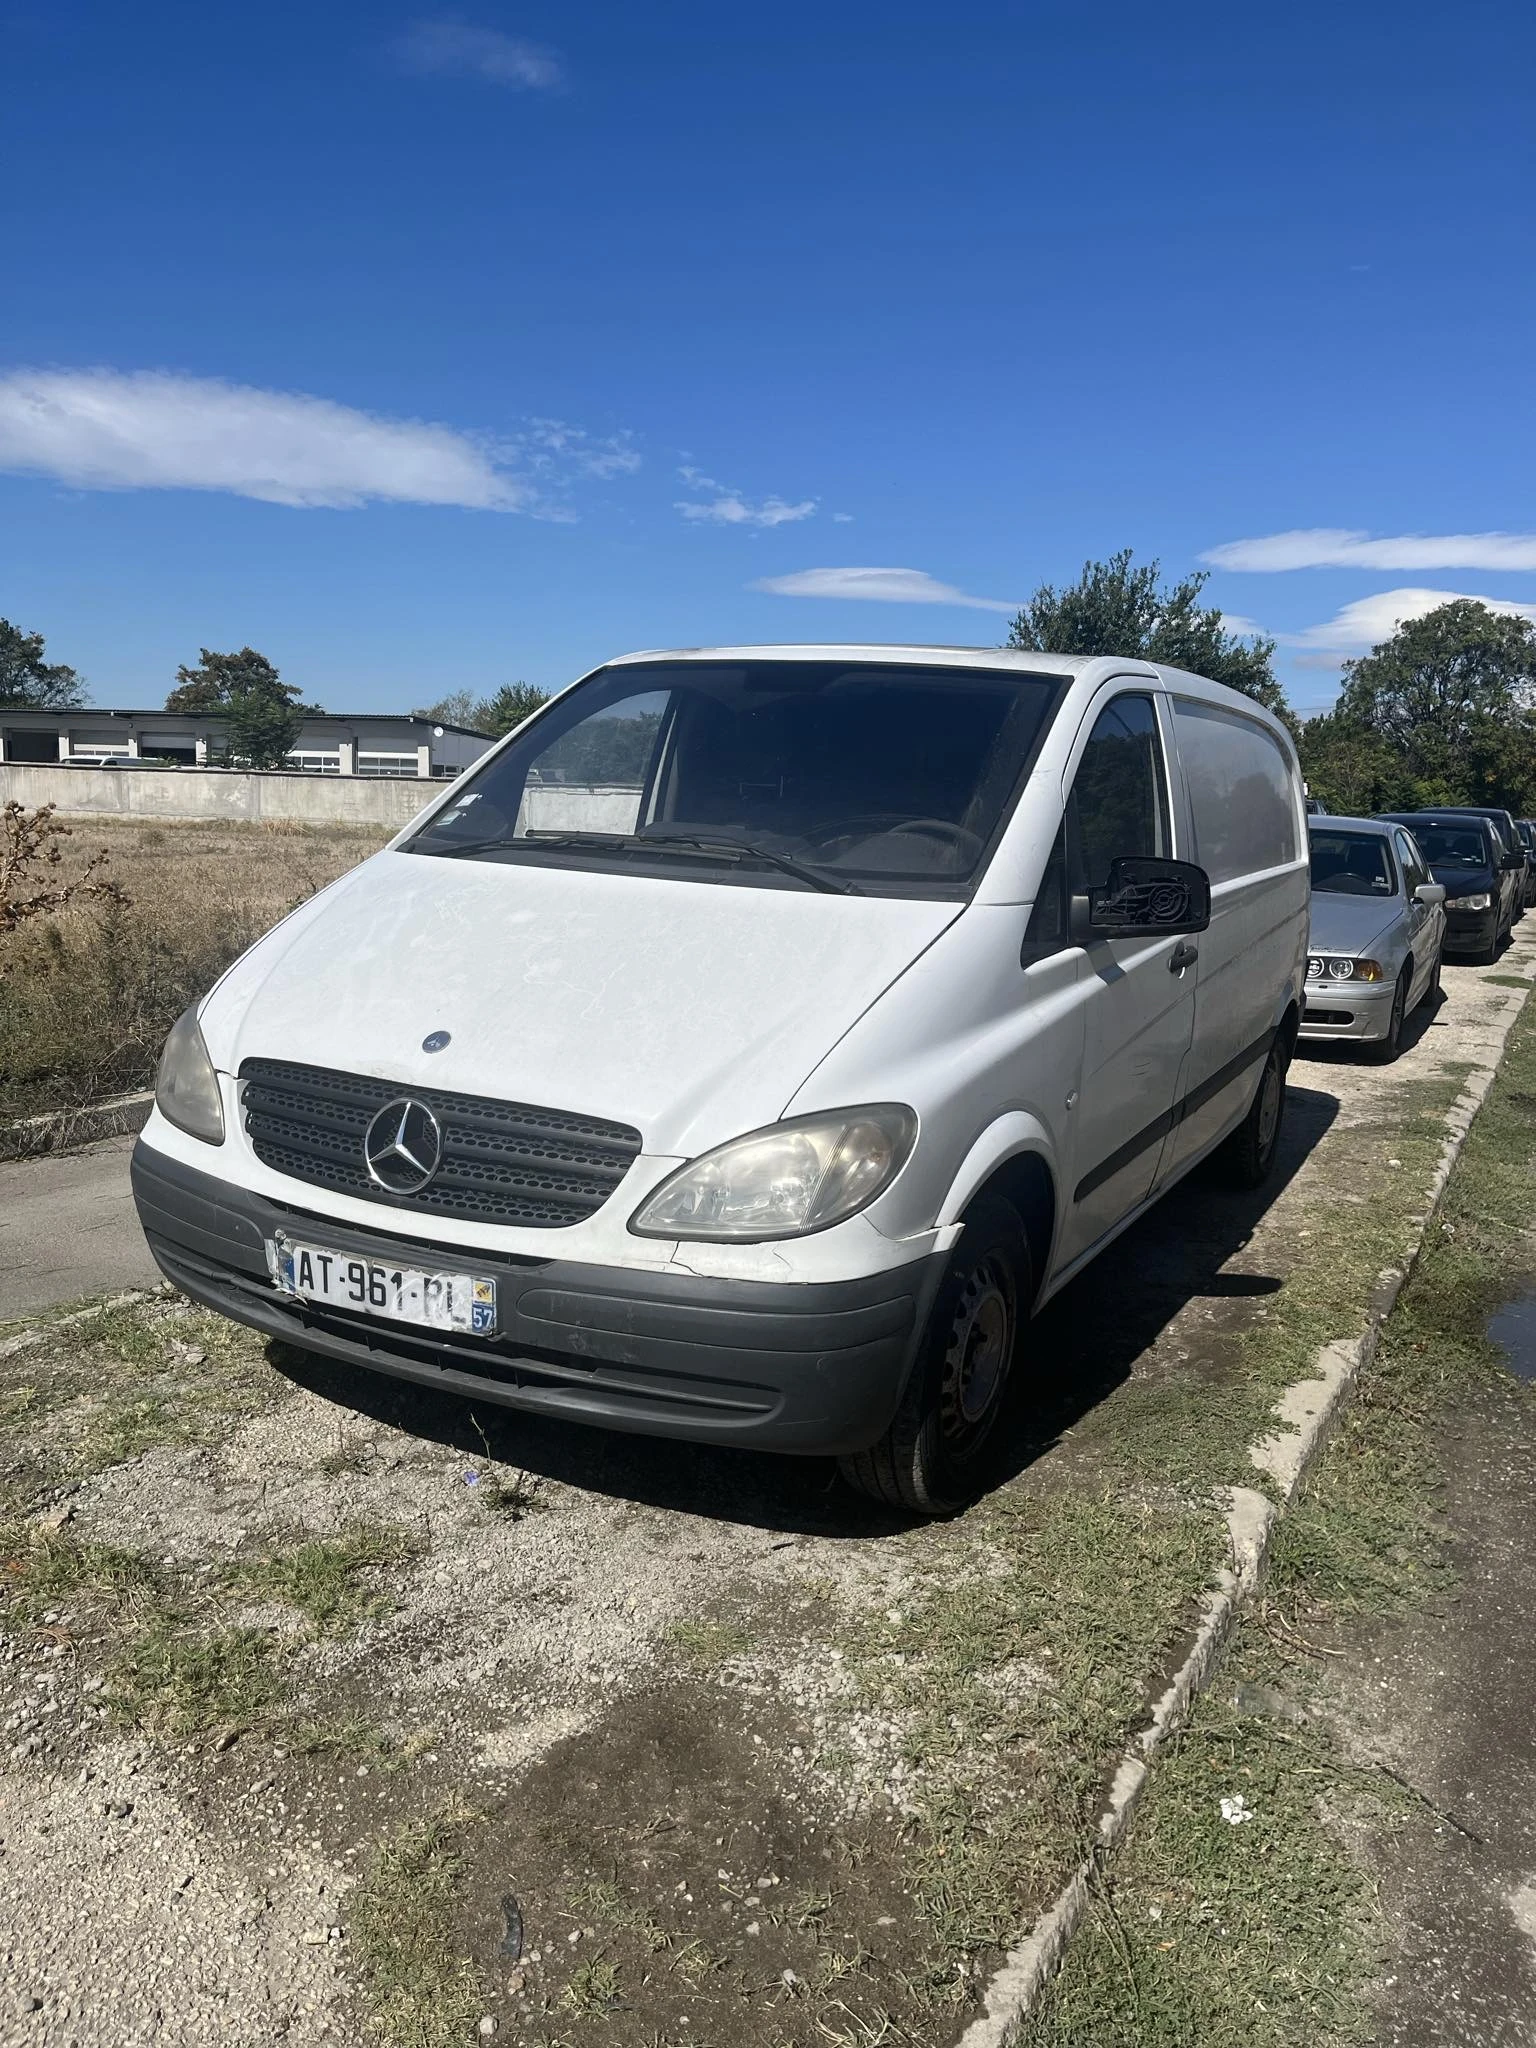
(2, 933), (1532, 2046)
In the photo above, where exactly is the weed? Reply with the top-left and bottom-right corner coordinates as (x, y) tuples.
(230, 1524), (420, 1635)
(110, 1615), (283, 1735)
(560, 1956), (622, 2016)
(349, 1804), (485, 2048)
(467, 1415), (547, 1517)
(665, 1617), (752, 1667)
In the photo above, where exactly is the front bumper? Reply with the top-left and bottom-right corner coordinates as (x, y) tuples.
(1444, 907), (1500, 954)
(130, 1141), (946, 1457)
(1298, 977), (1397, 1042)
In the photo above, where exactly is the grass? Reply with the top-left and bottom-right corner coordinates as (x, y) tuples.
(1020, 1005), (1536, 2046)
(560, 1957), (622, 2016)
(664, 1617), (753, 1667)
(230, 1524), (421, 1635)
(0, 814), (386, 1120)
(110, 1614), (285, 1735)
(348, 1805), (487, 2048)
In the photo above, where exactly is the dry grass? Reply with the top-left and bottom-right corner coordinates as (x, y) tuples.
(0, 816), (387, 1119)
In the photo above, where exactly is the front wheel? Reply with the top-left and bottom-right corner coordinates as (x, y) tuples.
(839, 1195), (1029, 1516)
(1365, 971), (1409, 1064)
(1216, 1034), (1289, 1188)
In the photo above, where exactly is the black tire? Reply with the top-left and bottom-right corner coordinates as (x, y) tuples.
(1365, 970), (1409, 1064)
(1216, 1033), (1289, 1188)
(839, 1195), (1029, 1516)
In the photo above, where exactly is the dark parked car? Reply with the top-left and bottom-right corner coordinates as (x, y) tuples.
(1422, 806), (1526, 921)
(1380, 812), (1517, 962)
(1517, 820), (1536, 907)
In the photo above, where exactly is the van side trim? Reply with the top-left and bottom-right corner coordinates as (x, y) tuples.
(1073, 1026), (1276, 1203)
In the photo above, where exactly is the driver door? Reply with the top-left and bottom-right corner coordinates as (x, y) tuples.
(1056, 690), (1199, 1267)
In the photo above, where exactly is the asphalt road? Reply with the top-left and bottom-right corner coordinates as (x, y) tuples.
(0, 1135), (161, 1321)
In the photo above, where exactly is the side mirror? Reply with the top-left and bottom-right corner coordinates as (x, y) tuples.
(1415, 882), (1446, 907)
(1506, 852), (1527, 872)
(1073, 856), (1212, 942)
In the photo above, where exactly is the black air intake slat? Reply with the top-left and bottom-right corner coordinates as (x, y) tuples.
(239, 1058), (642, 1229)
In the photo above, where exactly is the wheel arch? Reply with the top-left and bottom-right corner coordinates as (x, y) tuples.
(936, 1116), (1057, 1303)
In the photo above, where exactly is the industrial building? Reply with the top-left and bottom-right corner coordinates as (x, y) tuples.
(0, 706), (494, 779)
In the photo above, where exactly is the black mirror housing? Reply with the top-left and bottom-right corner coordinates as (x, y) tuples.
(1075, 856), (1212, 942)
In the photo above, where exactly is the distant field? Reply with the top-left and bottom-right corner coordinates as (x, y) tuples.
(0, 815), (389, 1121)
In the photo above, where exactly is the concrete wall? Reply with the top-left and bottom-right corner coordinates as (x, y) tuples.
(0, 762), (445, 828)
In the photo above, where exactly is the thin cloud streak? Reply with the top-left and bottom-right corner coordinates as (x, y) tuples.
(675, 464), (816, 528)
(753, 567), (1017, 614)
(391, 18), (563, 89)
(1204, 528), (1536, 573)
(0, 367), (636, 512)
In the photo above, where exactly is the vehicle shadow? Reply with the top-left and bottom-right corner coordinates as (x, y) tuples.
(268, 1079), (1341, 1539)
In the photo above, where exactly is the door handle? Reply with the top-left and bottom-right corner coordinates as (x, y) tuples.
(1169, 941), (1199, 973)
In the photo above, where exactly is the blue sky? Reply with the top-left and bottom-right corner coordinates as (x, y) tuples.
(4, 0), (1534, 716)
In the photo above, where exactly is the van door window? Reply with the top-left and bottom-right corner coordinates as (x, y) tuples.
(1023, 695), (1169, 953)
(1171, 700), (1298, 883)
(1071, 694), (1169, 887)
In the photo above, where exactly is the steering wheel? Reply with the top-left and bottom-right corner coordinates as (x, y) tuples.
(801, 815), (983, 860)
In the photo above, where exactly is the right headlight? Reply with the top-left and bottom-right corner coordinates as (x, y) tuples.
(154, 1005), (225, 1144)
(630, 1105), (917, 1241)
(1448, 892), (1491, 910)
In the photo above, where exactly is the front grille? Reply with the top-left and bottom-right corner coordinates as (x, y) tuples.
(239, 1058), (642, 1228)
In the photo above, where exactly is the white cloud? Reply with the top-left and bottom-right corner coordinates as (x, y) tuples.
(679, 493), (817, 528)
(1283, 587), (1536, 651)
(1203, 528), (1536, 573)
(0, 367), (638, 513)
(674, 465), (816, 528)
(831, 512), (854, 523)
(391, 17), (563, 89)
(752, 567), (1017, 614)
(1219, 612), (1266, 638)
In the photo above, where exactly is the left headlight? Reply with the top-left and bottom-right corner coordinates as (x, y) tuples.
(155, 1005), (225, 1144)
(630, 1105), (917, 1241)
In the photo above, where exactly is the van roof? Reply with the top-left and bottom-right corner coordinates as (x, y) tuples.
(602, 645), (1293, 736)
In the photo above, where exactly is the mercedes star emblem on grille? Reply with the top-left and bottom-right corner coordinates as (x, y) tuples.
(363, 1097), (444, 1194)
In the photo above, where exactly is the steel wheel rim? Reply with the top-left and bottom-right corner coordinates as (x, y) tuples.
(939, 1254), (1015, 1452)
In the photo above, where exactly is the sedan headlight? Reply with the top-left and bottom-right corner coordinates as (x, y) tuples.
(1308, 956), (1384, 983)
(1448, 892), (1491, 910)
(155, 1005), (225, 1144)
(630, 1105), (917, 1241)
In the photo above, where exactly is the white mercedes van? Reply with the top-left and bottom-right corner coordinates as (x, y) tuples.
(133, 647), (1308, 1512)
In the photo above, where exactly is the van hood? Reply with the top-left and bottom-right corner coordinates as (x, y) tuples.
(200, 850), (961, 1157)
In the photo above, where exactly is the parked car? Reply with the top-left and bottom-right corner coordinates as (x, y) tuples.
(1517, 820), (1536, 907)
(1300, 818), (1445, 1060)
(1423, 806), (1527, 922)
(132, 646), (1309, 1513)
(1379, 811), (1519, 962)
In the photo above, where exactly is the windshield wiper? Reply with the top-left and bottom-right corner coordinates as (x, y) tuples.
(637, 833), (862, 895)
(420, 828), (861, 894)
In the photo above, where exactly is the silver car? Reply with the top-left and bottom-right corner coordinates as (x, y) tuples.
(1300, 816), (1447, 1062)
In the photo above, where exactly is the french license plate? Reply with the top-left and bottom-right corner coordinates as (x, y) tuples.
(267, 1234), (496, 1334)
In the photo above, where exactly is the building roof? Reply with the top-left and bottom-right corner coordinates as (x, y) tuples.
(0, 706), (492, 738)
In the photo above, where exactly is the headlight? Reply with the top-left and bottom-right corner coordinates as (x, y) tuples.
(1449, 892), (1491, 910)
(1311, 956), (1384, 983)
(155, 1006), (225, 1144)
(630, 1105), (917, 1241)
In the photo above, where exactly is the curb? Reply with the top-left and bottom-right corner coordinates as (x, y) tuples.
(0, 1090), (154, 1163)
(960, 956), (1535, 2048)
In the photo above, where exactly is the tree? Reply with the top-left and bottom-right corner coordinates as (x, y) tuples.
(1007, 550), (1293, 725)
(1295, 708), (1417, 816)
(1329, 600), (1536, 813)
(0, 619), (85, 709)
(167, 647), (307, 769)
(482, 682), (549, 736)
(415, 689), (490, 730)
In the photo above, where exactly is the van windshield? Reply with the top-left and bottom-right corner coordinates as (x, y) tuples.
(407, 660), (1067, 897)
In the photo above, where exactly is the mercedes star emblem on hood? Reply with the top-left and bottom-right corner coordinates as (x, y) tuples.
(363, 1097), (444, 1194)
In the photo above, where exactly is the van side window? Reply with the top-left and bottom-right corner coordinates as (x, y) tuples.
(1172, 699), (1298, 884)
(1072, 694), (1169, 888)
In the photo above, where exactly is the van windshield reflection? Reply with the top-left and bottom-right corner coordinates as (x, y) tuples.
(408, 661), (1066, 897)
